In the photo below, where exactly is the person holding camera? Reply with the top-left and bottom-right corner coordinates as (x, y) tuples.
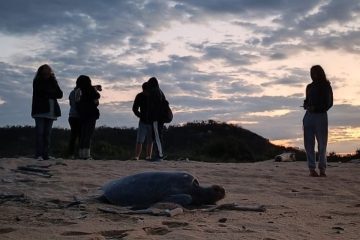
(67, 79), (81, 159)
(75, 75), (101, 159)
(31, 64), (63, 160)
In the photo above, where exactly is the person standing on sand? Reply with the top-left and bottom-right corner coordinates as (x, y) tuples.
(31, 64), (63, 160)
(132, 82), (153, 160)
(67, 79), (81, 159)
(303, 65), (333, 177)
(75, 75), (101, 160)
(147, 77), (167, 161)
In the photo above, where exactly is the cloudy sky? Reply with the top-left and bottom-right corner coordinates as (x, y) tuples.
(0, 0), (360, 154)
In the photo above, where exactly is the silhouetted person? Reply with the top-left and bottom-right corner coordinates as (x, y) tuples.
(31, 64), (63, 160)
(67, 79), (81, 159)
(303, 65), (333, 177)
(147, 77), (167, 161)
(132, 82), (153, 160)
(75, 75), (101, 160)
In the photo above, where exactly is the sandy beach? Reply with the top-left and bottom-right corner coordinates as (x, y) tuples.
(0, 158), (359, 240)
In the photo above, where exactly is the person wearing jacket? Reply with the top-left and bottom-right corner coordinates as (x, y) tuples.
(132, 82), (153, 160)
(31, 64), (63, 160)
(147, 77), (167, 161)
(303, 65), (333, 177)
(67, 79), (81, 159)
(75, 75), (101, 159)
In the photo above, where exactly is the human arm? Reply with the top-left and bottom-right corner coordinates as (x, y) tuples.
(303, 84), (312, 110)
(304, 82), (333, 112)
(326, 83), (333, 111)
(132, 94), (141, 118)
(34, 77), (63, 99)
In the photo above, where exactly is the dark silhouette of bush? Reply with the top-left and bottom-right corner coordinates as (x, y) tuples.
(2, 120), (354, 162)
(165, 120), (283, 162)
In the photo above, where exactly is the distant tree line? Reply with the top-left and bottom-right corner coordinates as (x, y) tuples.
(0, 120), (357, 162)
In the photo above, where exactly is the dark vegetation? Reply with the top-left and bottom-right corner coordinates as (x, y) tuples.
(0, 120), (357, 162)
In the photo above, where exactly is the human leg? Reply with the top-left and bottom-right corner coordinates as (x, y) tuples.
(152, 121), (163, 159)
(134, 121), (146, 160)
(134, 143), (142, 160)
(79, 121), (89, 159)
(84, 119), (96, 159)
(42, 118), (54, 159)
(68, 117), (81, 157)
(145, 142), (153, 160)
(35, 118), (54, 159)
(303, 112), (317, 172)
(158, 121), (164, 145)
(157, 122), (166, 159)
(315, 113), (328, 176)
(34, 118), (45, 158)
(79, 119), (96, 159)
(145, 123), (153, 159)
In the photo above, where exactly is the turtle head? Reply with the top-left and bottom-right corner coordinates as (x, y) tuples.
(192, 185), (225, 205)
(190, 184), (226, 205)
(210, 185), (226, 203)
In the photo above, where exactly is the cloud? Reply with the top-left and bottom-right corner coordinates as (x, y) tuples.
(296, 0), (360, 30)
(261, 67), (308, 88)
(177, 0), (317, 17)
(200, 44), (260, 66)
(216, 81), (263, 95)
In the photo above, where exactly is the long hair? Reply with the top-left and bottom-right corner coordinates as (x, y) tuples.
(33, 64), (58, 93)
(310, 65), (328, 83)
(148, 77), (159, 89)
(76, 75), (92, 90)
(33, 64), (52, 82)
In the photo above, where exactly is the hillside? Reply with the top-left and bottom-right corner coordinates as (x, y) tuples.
(0, 120), (304, 162)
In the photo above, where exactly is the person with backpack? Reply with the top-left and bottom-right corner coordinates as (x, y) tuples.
(147, 77), (172, 161)
(303, 65), (333, 177)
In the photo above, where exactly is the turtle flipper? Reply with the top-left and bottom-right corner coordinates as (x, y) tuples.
(161, 194), (192, 206)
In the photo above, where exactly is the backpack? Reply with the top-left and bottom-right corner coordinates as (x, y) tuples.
(161, 100), (173, 123)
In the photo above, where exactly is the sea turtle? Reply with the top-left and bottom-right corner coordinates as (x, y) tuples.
(99, 171), (225, 209)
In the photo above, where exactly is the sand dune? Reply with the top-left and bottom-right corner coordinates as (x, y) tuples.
(0, 158), (359, 240)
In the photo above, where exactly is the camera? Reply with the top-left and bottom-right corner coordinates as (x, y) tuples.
(94, 85), (102, 91)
